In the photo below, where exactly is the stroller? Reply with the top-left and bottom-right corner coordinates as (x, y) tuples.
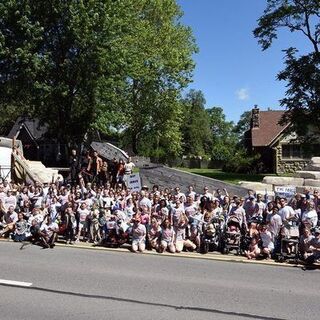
(222, 215), (242, 255)
(277, 221), (300, 263)
(200, 216), (223, 254)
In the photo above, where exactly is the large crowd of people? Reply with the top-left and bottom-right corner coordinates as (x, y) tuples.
(0, 149), (319, 266)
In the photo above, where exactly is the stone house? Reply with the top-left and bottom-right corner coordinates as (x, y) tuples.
(245, 107), (318, 174)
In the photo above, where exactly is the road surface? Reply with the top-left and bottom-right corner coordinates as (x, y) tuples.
(0, 242), (319, 320)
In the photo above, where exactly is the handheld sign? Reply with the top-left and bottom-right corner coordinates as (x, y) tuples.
(127, 173), (141, 192)
(274, 185), (296, 201)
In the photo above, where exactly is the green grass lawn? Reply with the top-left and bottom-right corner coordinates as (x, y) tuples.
(175, 168), (276, 185)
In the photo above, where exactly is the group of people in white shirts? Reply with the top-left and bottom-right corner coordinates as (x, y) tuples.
(0, 177), (319, 263)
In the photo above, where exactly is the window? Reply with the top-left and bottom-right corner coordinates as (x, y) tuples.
(281, 144), (304, 159)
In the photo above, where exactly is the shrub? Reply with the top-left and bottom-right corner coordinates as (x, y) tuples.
(223, 150), (261, 174)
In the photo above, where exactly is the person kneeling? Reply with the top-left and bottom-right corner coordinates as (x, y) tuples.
(131, 215), (146, 253)
(159, 219), (175, 253)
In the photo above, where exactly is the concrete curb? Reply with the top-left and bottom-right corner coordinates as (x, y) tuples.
(2, 238), (318, 269)
(55, 242), (300, 269)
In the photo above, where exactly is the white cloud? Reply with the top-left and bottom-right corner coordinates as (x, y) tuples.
(236, 88), (249, 101)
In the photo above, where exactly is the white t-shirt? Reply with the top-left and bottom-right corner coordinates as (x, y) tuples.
(132, 223), (146, 241)
(260, 230), (274, 249)
(279, 205), (296, 222)
(124, 162), (135, 174)
(59, 194), (69, 206)
(77, 208), (90, 223)
(184, 204), (197, 217)
(101, 196), (114, 208)
(4, 195), (17, 210)
(185, 191), (196, 201)
(302, 209), (318, 228)
(139, 197), (152, 209)
(266, 213), (282, 238)
(40, 222), (58, 237)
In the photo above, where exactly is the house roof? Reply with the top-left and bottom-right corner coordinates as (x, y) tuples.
(251, 110), (288, 147)
(7, 117), (48, 141)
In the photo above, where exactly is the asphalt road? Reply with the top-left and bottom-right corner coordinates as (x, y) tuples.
(0, 242), (319, 320)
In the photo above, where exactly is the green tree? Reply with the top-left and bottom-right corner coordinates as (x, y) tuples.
(206, 107), (238, 161)
(0, 0), (132, 143)
(233, 110), (252, 145)
(254, 0), (320, 140)
(0, 0), (196, 157)
(180, 90), (212, 157)
(121, 0), (197, 158)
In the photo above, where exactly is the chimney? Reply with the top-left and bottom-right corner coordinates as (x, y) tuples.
(251, 105), (260, 128)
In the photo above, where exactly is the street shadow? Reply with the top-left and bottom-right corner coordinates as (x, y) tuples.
(0, 282), (286, 320)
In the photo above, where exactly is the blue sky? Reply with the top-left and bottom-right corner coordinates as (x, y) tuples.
(177, 0), (311, 123)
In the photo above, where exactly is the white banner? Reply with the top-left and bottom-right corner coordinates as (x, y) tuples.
(274, 185), (296, 200)
(127, 173), (141, 192)
(0, 146), (11, 181)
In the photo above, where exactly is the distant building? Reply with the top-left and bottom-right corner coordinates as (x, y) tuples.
(245, 106), (318, 174)
(5, 117), (65, 166)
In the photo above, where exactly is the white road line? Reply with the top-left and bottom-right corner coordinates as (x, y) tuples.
(0, 279), (32, 287)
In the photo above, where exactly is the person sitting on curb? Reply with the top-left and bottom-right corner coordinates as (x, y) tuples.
(245, 236), (260, 260)
(0, 205), (18, 238)
(14, 213), (28, 242)
(39, 216), (59, 248)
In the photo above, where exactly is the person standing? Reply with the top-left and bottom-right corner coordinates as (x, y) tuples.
(80, 151), (92, 185)
(69, 149), (80, 186)
(88, 151), (103, 184)
(116, 159), (126, 186)
(124, 157), (135, 186)
(124, 157), (135, 175)
(65, 207), (76, 244)
(109, 158), (118, 188)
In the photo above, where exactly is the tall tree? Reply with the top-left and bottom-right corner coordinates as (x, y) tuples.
(180, 90), (212, 157)
(254, 0), (320, 140)
(0, 0), (196, 155)
(0, 0), (132, 143)
(233, 110), (252, 144)
(206, 107), (238, 161)
(121, 0), (197, 157)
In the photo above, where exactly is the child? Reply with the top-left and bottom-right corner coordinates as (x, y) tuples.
(131, 215), (146, 253)
(147, 218), (161, 251)
(159, 219), (175, 253)
(90, 209), (100, 244)
(65, 207), (76, 244)
(260, 224), (274, 259)
(248, 221), (259, 239)
(245, 236), (261, 260)
(14, 213), (28, 242)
